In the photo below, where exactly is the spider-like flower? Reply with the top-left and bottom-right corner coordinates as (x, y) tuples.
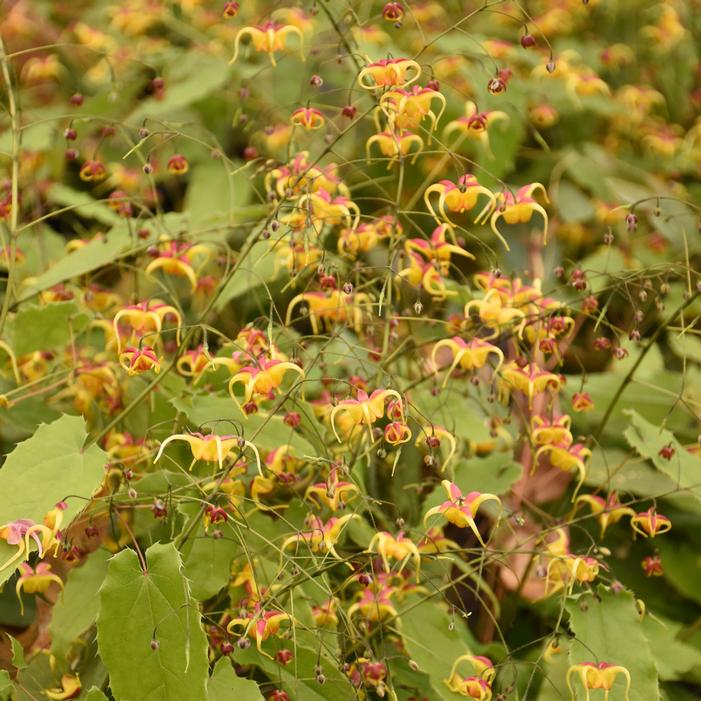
(358, 57), (422, 90)
(566, 662), (631, 701)
(16, 562), (64, 616)
(330, 388), (404, 443)
(444, 100), (509, 155)
(464, 289), (526, 339)
(286, 290), (373, 336)
(289, 107), (325, 130)
(118, 345), (161, 376)
(367, 531), (421, 579)
(228, 357), (304, 411)
(230, 22), (304, 67)
(144, 240), (211, 291)
(575, 492), (635, 537)
(630, 507), (671, 538)
(112, 300), (182, 353)
(431, 336), (504, 386)
(498, 361), (562, 408)
(444, 654), (496, 700)
(45, 673), (81, 701)
(424, 480), (500, 546)
(366, 130), (424, 168)
(226, 605), (293, 656)
(489, 184), (549, 245)
(424, 174), (497, 231)
(0, 503), (65, 571)
(379, 84), (446, 136)
(155, 432), (262, 474)
(281, 513), (359, 562)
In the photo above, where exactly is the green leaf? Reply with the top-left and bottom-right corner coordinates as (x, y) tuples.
(236, 642), (354, 701)
(7, 633), (26, 669)
(128, 55), (230, 122)
(215, 239), (281, 309)
(566, 587), (660, 701)
(8, 302), (89, 355)
(207, 658), (264, 701)
(46, 184), (122, 227)
(96, 542), (209, 701)
(0, 415), (108, 585)
(623, 410), (701, 503)
(180, 512), (239, 602)
(185, 162), (252, 229)
(50, 549), (112, 666)
(641, 615), (701, 681)
(0, 670), (12, 701)
(400, 595), (479, 700)
(655, 541), (701, 606)
(84, 688), (109, 701)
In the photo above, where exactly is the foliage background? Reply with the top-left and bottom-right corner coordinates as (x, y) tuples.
(0, 0), (700, 700)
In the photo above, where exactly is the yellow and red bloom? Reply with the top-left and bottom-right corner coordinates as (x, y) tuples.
(145, 240), (211, 291)
(368, 531), (421, 578)
(489, 184), (549, 245)
(286, 290), (373, 336)
(530, 415), (573, 447)
(79, 160), (108, 182)
(155, 431), (262, 474)
(228, 357), (304, 409)
(281, 513), (358, 562)
(572, 391), (594, 412)
(424, 175), (497, 230)
(167, 154), (189, 175)
(366, 129), (424, 167)
(431, 336), (504, 385)
(445, 654), (495, 699)
(118, 345), (161, 376)
(630, 507), (672, 538)
(16, 562), (64, 615)
(424, 481), (500, 546)
(0, 504), (65, 571)
(464, 289), (525, 338)
(358, 57), (422, 90)
(535, 442), (591, 499)
(231, 22), (304, 67)
(45, 674), (81, 701)
(566, 662), (631, 701)
(384, 421), (412, 446)
(642, 554), (664, 577)
(290, 107), (325, 130)
(305, 473), (359, 511)
(176, 344), (214, 378)
(226, 605), (293, 656)
(444, 100), (509, 155)
(297, 188), (361, 230)
(379, 84), (446, 136)
(112, 300), (182, 352)
(542, 529), (602, 596)
(498, 361), (562, 408)
(348, 582), (398, 621)
(330, 388), (404, 443)
(575, 492), (635, 537)
(405, 224), (475, 274)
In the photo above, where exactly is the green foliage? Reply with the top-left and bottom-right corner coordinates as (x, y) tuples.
(96, 542), (209, 701)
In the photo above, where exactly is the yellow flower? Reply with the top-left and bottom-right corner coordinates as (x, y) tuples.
(358, 57), (422, 90)
(566, 662), (631, 701)
(489, 183), (549, 245)
(424, 480), (500, 546)
(45, 673), (81, 700)
(155, 432), (262, 474)
(231, 22), (304, 66)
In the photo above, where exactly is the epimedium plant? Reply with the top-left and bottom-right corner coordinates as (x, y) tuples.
(0, 0), (700, 700)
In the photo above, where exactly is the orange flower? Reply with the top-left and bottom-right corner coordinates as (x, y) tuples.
(566, 662), (631, 701)
(118, 345), (161, 375)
